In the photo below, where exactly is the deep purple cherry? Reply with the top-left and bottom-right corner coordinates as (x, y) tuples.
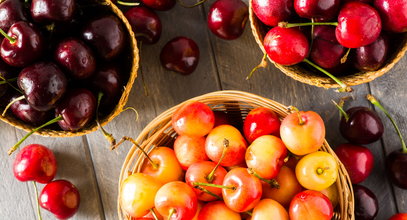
(160, 37), (200, 75)
(294, 0), (340, 21)
(355, 34), (388, 71)
(90, 65), (122, 107)
(0, 0), (27, 31)
(10, 94), (51, 125)
(353, 184), (378, 220)
(125, 7), (162, 44)
(310, 26), (345, 69)
(31, 0), (76, 23)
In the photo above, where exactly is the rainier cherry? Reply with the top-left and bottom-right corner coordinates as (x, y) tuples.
(172, 101), (214, 137)
(289, 190), (333, 220)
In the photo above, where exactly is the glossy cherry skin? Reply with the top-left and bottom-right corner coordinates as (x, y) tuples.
(207, 0), (248, 40)
(55, 38), (96, 79)
(39, 180), (80, 219)
(1, 21), (43, 67)
(243, 107), (281, 143)
(252, 0), (293, 26)
(174, 135), (209, 170)
(18, 62), (67, 111)
(31, 0), (75, 23)
(89, 65), (122, 107)
(336, 2), (382, 48)
(386, 150), (407, 189)
(82, 15), (125, 60)
(10, 95), (50, 125)
(355, 34), (388, 71)
(335, 144), (374, 184)
(0, 0), (27, 31)
(13, 144), (57, 184)
(294, 0), (340, 21)
(172, 101), (214, 137)
(289, 190), (333, 220)
(353, 184), (378, 220)
(198, 201), (241, 220)
(160, 37), (200, 75)
(125, 7), (162, 44)
(55, 88), (96, 131)
(389, 213), (407, 220)
(310, 26), (345, 69)
(264, 27), (309, 66)
(374, 0), (407, 33)
(141, 0), (175, 11)
(339, 107), (384, 144)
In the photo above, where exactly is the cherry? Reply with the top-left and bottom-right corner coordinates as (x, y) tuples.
(353, 184), (378, 220)
(243, 107), (281, 143)
(10, 94), (51, 125)
(13, 144), (57, 184)
(89, 65), (122, 107)
(294, 0), (340, 21)
(374, 0), (407, 33)
(334, 143), (374, 184)
(124, 6), (162, 44)
(1, 21), (44, 67)
(207, 0), (248, 40)
(18, 62), (67, 111)
(172, 101), (214, 137)
(390, 213), (407, 220)
(31, 0), (76, 23)
(82, 15), (125, 60)
(54, 38), (96, 79)
(310, 26), (345, 69)
(174, 135), (209, 170)
(140, 0), (175, 11)
(252, 0), (293, 26)
(354, 34), (389, 71)
(160, 37), (200, 75)
(0, 0), (27, 32)
(39, 180), (80, 219)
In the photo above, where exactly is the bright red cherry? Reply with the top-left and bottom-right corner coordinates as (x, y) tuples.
(389, 213), (407, 220)
(374, 0), (407, 33)
(252, 0), (293, 26)
(243, 107), (281, 143)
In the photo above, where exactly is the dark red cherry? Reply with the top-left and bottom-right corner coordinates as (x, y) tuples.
(10, 95), (50, 125)
(31, 0), (75, 23)
(124, 6), (162, 44)
(343, 0), (372, 3)
(336, 2), (382, 48)
(160, 36), (200, 75)
(264, 26), (309, 65)
(18, 62), (67, 111)
(1, 21), (44, 67)
(82, 15), (125, 60)
(353, 184), (378, 220)
(294, 0), (340, 21)
(54, 38), (96, 79)
(0, 0), (27, 31)
(55, 88), (96, 131)
(207, 0), (248, 40)
(252, 0), (293, 26)
(374, 0), (407, 33)
(310, 26), (345, 69)
(39, 180), (80, 219)
(354, 34), (388, 71)
(386, 150), (407, 189)
(90, 65), (122, 107)
(339, 107), (384, 145)
(13, 144), (57, 184)
(140, 0), (175, 11)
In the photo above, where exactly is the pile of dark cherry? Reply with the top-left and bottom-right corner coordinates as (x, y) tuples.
(0, 0), (132, 132)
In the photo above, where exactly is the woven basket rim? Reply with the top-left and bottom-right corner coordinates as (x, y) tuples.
(117, 90), (355, 220)
(0, 0), (139, 137)
(249, 0), (407, 88)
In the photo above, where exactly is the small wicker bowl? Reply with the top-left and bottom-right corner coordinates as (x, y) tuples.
(249, 0), (407, 89)
(0, 0), (139, 137)
(117, 90), (354, 220)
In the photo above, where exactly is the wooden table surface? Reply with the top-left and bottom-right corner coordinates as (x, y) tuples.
(1, 2), (406, 219)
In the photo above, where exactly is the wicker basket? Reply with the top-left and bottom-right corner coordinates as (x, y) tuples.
(0, 0), (139, 137)
(249, 0), (407, 89)
(117, 90), (354, 220)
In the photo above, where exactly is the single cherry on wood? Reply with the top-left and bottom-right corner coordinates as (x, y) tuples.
(124, 6), (162, 44)
(31, 0), (76, 23)
(353, 184), (378, 220)
(160, 37), (200, 75)
(0, 0), (27, 31)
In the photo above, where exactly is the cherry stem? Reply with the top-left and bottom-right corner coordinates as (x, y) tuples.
(297, 111), (305, 125)
(279, 21), (338, 28)
(0, 77), (17, 85)
(206, 138), (229, 182)
(149, 208), (159, 220)
(193, 185), (222, 200)
(96, 92), (116, 146)
(32, 182), (43, 220)
(116, 0), (140, 6)
(167, 208), (176, 220)
(177, 0), (207, 8)
(303, 58), (352, 93)
(332, 100), (349, 121)
(8, 115), (63, 155)
(0, 75), (23, 94)
(2, 95), (24, 117)
(247, 53), (268, 80)
(111, 136), (159, 169)
(0, 28), (16, 44)
(247, 168), (280, 189)
(310, 18), (315, 50)
(367, 94), (407, 153)
(192, 182), (236, 190)
(341, 48), (351, 64)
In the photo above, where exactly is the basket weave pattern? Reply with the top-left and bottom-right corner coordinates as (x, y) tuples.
(118, 90), (355, 220)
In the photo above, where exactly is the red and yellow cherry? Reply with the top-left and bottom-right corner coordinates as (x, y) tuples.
(155, 181), (198, 220)
(191, 202), (203, 220)
(141, 147), (183, 184)
(319, 183), (339, 208)
(174, 135), (208, 170)
(262, 166), (302, 207)
(252, 199), (289, 220)
(252, 0), (293, 26)
(120, 173), (162, 218)
(389, 213), (407, 220)
(289, 190), (333, 220)
(243, 107), (281, 143)
(140, 208), (163, 220)
(205, 125), (247, 167)
(172, 101), (214, 137)
(296, 151), (338, 191)
(13, 144), (57, 184)
(39, 180), (80, 219)
(198, 201), (241, 220)
(245, 135), (287, 179)
(374, 0), (407, 33)
(280, 111), (325, 155)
